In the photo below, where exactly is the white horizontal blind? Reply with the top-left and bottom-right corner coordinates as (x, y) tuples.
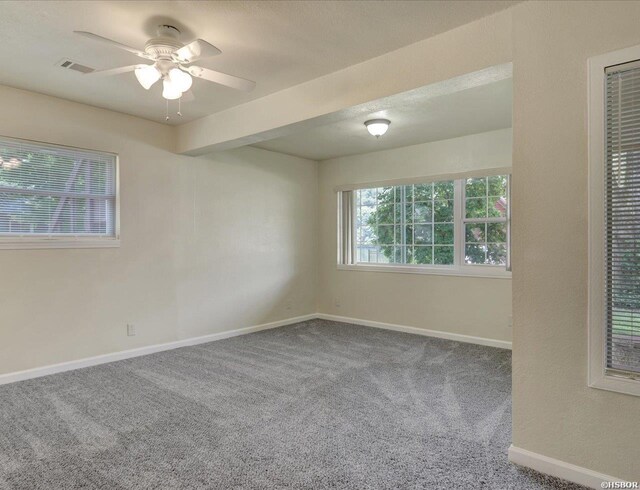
(604, 62), (640, 376)
(0, 137), (117, 237)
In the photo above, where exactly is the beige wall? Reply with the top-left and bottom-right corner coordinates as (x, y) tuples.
(0, 85), (318, 376)
(318, 129), (513, 343)
(511, 1), (640, 481)
(312, 3), (640, 480)
(3, 0), (640, 481)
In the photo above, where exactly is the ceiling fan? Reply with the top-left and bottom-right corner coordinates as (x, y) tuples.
(74, 25), (255, 101)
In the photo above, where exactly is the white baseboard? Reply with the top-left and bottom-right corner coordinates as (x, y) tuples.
(0, 314), (316, 386)
(508, 445), (623, 489)
(3, 314), (624, 489)
(0, 312), (510, 386)
(316, 313), (512, 350)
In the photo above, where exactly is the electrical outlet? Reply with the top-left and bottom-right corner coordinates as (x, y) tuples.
(334, 298), (341, 308)
(285, 300), (293, 311)
(508, 316), (513, 328)
(127, 324), (136, 336)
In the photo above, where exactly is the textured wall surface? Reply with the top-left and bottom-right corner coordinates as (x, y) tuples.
(3, 0), (640, 481)
(317, 129), (513, 343)
(510, 0), (640, 481)
(0, 85), (318, 376)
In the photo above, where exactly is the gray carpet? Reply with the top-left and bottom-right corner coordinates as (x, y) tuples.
(0, 319), (585, 489)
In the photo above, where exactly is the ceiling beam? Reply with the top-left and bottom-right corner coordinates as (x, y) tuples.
(175, 9), (512, 156)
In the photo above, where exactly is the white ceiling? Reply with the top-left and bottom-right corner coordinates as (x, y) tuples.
(0, 0), (517, 125)
(252, 78), (512, 161)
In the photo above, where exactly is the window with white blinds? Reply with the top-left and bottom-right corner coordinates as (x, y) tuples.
(604, 61), (640, 378)
(0, 136), (118, 247)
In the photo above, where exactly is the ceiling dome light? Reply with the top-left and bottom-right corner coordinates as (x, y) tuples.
(162, 78), (182, 100)
(168, 68), (193, 92)
(135, 64), (161, 90)
(364, 119), (391, 138)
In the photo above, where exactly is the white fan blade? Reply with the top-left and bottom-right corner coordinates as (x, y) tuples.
(186, 66), (255, 92)
(84, 64), (143, 77)
(74, 31), (152, 60)
(174, 39), (221, 63)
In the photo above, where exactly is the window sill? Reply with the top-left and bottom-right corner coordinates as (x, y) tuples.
(589, 371), (640, 397)
(0, 238), (121, 250)
(337, 263), (511, 279)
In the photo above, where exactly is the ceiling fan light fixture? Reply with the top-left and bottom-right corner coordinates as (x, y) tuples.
(74, 27), (255, 119)
(162, 78), (182, 100)
(169, 68), (193, 92)
(135, 64), (161, 90)
(364, 119), (390, 137)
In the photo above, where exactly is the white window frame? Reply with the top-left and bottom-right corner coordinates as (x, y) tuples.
(336, 169), (512, 279)
(0, 136), (120, 250)
(588, 44), (640, 397)
(460, 177), (510, 271)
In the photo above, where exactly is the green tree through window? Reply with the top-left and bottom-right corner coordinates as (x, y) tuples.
(353, 174), (509, 269)
(357, 181), (455, 265)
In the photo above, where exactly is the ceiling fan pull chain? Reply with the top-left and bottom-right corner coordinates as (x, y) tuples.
(165, 98), (170, 121)
(177, 96), (182, 117)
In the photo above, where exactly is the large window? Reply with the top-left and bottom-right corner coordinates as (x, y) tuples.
(356, 182), (455, 266)
(341, 173), (510, 276)
(0, 136), (118, 248)
(589, 48), (640, 396)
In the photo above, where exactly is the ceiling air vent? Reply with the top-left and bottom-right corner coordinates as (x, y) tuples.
(56, 59), (94, 74)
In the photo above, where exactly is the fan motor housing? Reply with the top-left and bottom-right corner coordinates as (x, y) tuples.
(144, 25), (183, 60)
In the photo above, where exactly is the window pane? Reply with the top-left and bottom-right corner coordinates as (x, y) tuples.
(376, 192), (396, 224)
(414, 224), (432, 244)
(465, 177), (486, 198)
(462, 174), (509, 267)
(359, 187), (376, 206)
(488, 196), (507, 218)
(382, 247), (402, 264)
(403, 225), (413, 245)
(465, 197), (487, 218)
(393, 225), (403, 245)
(353, 178), (465, 268)
(357, 224), (375, 244)
(413, 246), (432, 265)
(434, 223), (454, 245)
(403, 201), (413, 222)
(394, 202), (402, 222)
(376, 225), (395, 245)
(487, 243), (507, 265)
(434, 246), (454, 265)
(488, 175), (507, 197)
(605, 64), (640, 375)
(414, 183), (432, 201)
(403, 184), (413, 201)
(434, 199), (454, 222)
(357, 205), (375, 227)
(0, 137), (116, 237)
(413, 202), (432, 223)
(376, 203), (394, 224)
(487, 222), (507, 242)
(357, 245), (391, 264)
(465, 223), (485, 243)
(465, 244), (487, 264)
(434, 181), (454, 199)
